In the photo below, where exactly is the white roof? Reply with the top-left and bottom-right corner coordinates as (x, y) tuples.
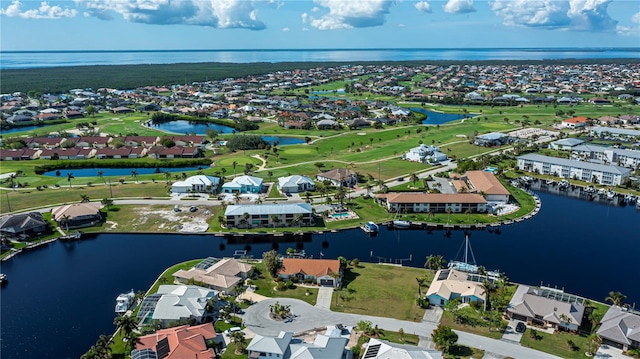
(247, 331), (292, 355)
(152, 285), (217, 321)
(278, 175), (314, 188)
(362, 338), (442, 359)
(222, 175), (263, 188)
(225, 203), (312, 216)
(172, 175), (220, 187)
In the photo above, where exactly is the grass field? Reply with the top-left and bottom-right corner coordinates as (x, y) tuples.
(330, 263), (432, 322)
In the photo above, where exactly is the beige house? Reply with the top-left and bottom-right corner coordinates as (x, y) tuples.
(453, 171), (511, 203)
(173, 257), (253, 294)
(278, 258), (342, 287)
(51, 203), (101, 228)
(425, 268), (486, 307)
(377, 193), (487, 213)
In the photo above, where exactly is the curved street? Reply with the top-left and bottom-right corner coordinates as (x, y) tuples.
(242, 297), (561, 359)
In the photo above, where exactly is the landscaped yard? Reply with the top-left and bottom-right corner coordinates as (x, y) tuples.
(250, 262), (319, 305)
(520, 329), (591, 359)
(331, 263), (432, 322)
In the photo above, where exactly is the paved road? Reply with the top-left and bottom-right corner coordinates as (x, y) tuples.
(242, 298), (561, 359)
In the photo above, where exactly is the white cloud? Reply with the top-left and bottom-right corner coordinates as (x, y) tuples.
(75, 0), (266, 29)
(633, 12), (640, 24)
(490, 0), (618, 32)
(443, 0), (475, 14)
(414, 1), (431, 13)
(1, 0), (77, 19)
(617, 12), (640, 36)
(281, 26), (290, 31)
(303, 0), (394, 30)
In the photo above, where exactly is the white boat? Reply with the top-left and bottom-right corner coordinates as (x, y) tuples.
(115, 289), (135, 314)
(361, 221), (379, 234)
(545, 179), (555, 185)
(392, 220), (412, 229)
(598, 188), (606, 196)
(607, 189), (615, 200)
(585, 186), (596, 194)
(0, 273), (7, 285)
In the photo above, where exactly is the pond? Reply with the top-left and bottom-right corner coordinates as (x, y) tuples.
(262, 136), (306, 145)
(410, 108), (469, 125)
(148, 119), (235, 134)
(1, 125), (51, 135)
(42, 166), (205, 177)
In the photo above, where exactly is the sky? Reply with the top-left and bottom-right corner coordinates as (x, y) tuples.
(1, 0), (639, 51)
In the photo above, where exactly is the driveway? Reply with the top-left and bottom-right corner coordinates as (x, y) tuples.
(243, 298), (562, 359)
(315, 286), (333, 309)
(422, 306), (444, 323)
(594, 345), (627, 359)
(502, 319), (525, 343)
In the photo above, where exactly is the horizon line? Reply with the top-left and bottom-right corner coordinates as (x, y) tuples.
(4, 47), (640, 53)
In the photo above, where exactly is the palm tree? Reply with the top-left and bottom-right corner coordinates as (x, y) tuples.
(254, 197), (263, 205)
(97, 170), (105, 184)
(271, 215), (281, 227)
(233, 192), (241, 204)
(101, 197), (114, 209)
(94, 335), (112, 359)
(605, 291), (626, 307)
(164, 170), (171, 184)
(229, 331), (247, 354)
(410, 172), (419, 186)
(267, 171), (273, 183)
(67, 173), (75, 188)
(131, 169), (138, 183)
(446, 207), (453, 223)
(80, 194), (90, 203)
(465, 208), (472, 222)
(304, 191), (312, 203)
(232, 161), (238, 178)
(425, 255), (445, 272)
(114, 315), (138, 341)
(60, 214), (71, 232)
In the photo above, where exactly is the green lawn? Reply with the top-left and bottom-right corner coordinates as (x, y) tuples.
(250, 262), (319, 305)
(520, 329), (591, 359)
(148, 259), (204, 294)
(331, 263), (432, 322)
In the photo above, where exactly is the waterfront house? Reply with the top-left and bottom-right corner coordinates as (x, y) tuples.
(51, 203), (102, 229)
(517, 153), (631, 186)
(171, 175), (220, 194)
(0, 212), (49, 239)
(278, 258), (341, 287)
(452, 171), (510, 203)
(425, 268), (486, 307)
(173, 257), (254, 294)
(571, 145), (640, 169)
(597, 306), (640, 351)
(136, 285), (217, 327)
(590, 127), (640, 142)
(246, 330), (351, 359)
(131, 323), (217, 359)
(376, 193), (488, 214)
(402, 144), (448, 164)
(361, 338), (442, 359)
(506, 285), (585, 332)
(316, 168), (357, 188)
(221, 175), (263, 194)
(277, 175), (316, 194)
(224, 203), (313, 228)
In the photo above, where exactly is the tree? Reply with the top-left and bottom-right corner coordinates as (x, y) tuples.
(398, 327), (404, 342)
(85, 104), (97, 117)
(164, 170), (171, 184)
(67, 173), (75, 188)
(80, 194), (90, 203)
(97, 170), (105, 184)
(262, 250), (281, 277)
(425, 254), (445, 272)
(229, 331), (247, 354)
(444, 298), (463, 324)
(446, 207), (453, 223)
(232, 161), (238, 178)
(94, 334), (112, 359)
(267, 171), (273, 183)
(410, 172), (419, 186)
(131, 169), (138, 183)
(605, 291), (626, 306)
(431, 324), (458, 355)
(114, 315), (138, 344)
(356, 320), (372, 334)
(337, 256), (348, 271)
(350, 258), (360, 268)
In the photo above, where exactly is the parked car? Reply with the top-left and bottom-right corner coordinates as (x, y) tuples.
(225, 327), (241, 335)
(515, 321), (526, 333)
(189, 206), (198, 212)
(397, 177), (404, 182)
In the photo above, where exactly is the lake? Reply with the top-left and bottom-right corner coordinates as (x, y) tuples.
(42, 166), (205, 178)
(1, 125), (50, 135)
(1, 190), (639, 358)
(411, 108), (469, 125)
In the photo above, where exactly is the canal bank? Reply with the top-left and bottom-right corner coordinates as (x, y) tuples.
(1, 191), (638, 359)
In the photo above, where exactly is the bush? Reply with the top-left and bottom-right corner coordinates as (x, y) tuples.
(276, 281), (287, 291)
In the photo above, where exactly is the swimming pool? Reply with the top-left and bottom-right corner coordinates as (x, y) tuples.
(484, 167), (497, 173)
(331, 212), (350, 218)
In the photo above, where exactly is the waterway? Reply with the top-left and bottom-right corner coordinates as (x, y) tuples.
(1, 191), (639, 358)
(411, 108), (468, 125)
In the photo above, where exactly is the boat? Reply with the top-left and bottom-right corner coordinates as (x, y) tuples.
(545, 179), (555, 185)
(585, 185), (596, 194)
(361, 221), (379, 234)
(60, 231), (82, 241)
(115, 289), (135, 314)
(606, 189), (615, 200)
(637, 201), (640, 210)
(391, 220), (412, 229)
(0, 273), (7, 285)
(558, 180), (570, 190)
(598, 188), (606, 196)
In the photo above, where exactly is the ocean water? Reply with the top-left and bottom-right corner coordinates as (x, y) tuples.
(1, 48), (639, 70)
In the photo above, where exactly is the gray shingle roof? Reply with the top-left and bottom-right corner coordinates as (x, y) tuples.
(597, 306), (640, 346)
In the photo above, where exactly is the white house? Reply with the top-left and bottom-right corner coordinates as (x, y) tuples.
(361, 338), (442, 359)
(136, 285), (218, 327)
(277, 175), (316, 194)
(224, 203), (314, 228)
(171, 175), (220, 194)
(402, 144), (448, 164)
(247, 330), (351, 359)
(549, 138), (585, 151)
(517, 153), (631, 186)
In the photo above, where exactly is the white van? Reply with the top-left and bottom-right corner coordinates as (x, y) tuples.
(225, 327), (241, 335)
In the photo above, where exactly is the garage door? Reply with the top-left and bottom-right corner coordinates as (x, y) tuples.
(319, 279), (334, 287)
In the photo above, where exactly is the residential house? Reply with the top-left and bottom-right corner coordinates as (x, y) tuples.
(278, 258), (341, 287)
(597, 306), (640, 351)
(456, 171), (510, 203)
(316, 119), (340, 129)
(402, 144), (448, 164)
(0, 148), (39, 161)
(136, 285), (218, 326)
(111, 106), (134, 114)
(361, 338), (442, 359)
(224, 203), (313, 228)
(277, 175), (316, 194)
(26, 137), (66, 149)
(171, 175), (220, 194)
(247, 330), (351, 359)
(74, 136), (112, 148)
(506, 285), (585, 332)
(561, 116), (589, 129)
(165, 135), (207, 148)
(571, 145), (640, 169)
(517, 153), (631, 186)
(123, 136), (159, 148)
(549, 138), (585, 150)
(39, 148), (95, 160)
(598, 116), (620, 126)
(221, 175), (263, 194)
(590, 127), (640, 142)
(376, 193), (488, 214)
(0, 212), (49, 239)
(51, 203), (102, 228)
(173, 257), (253, 294)
(94, 147), (144, 159)
(131, 323), (217, 359)
(426, 268), (486, 306)
(316, 168), (357, 188)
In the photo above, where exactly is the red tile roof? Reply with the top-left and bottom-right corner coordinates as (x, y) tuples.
(279, 258), (340, 278)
